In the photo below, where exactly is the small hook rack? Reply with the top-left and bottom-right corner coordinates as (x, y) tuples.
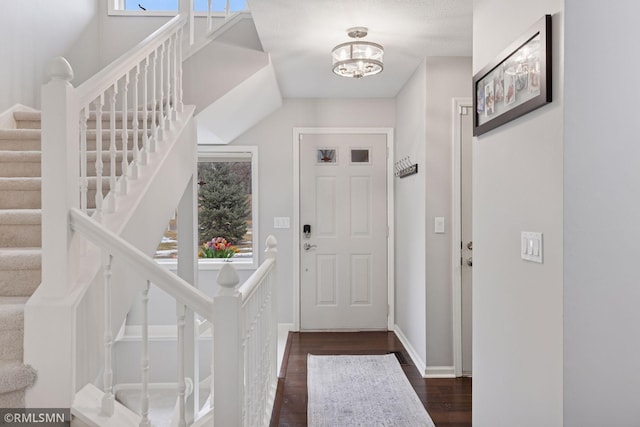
(394, 156), (418, 178)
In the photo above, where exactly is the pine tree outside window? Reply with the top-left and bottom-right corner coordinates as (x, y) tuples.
(155, 146), (258, 269)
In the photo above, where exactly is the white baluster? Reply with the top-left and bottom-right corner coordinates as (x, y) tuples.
(94, 94), (105, 222)
(172, 32), (178, 120)
(101, 252), (115, 416)
(158, 43), (165, 140)
(139, 281), (151, 427)
(176, 303), (187, 427)
(177, 27), (184, 113)
(225, 0), (230, 19)
(166, 36), (173, 130)
(151, 49), (158, 152)
(79, 107), (89, 214)
(121, 72), (130, 194)
(131, 64), (141, 179)
(142, 56), (150, 162)
(108, 84), (117, 212)
(207, 0), (212, 32)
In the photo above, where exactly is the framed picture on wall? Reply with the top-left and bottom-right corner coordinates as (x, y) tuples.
(472, 14), (552, 136)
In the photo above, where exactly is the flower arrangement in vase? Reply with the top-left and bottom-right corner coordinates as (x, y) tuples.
(199, 237), (238, 260)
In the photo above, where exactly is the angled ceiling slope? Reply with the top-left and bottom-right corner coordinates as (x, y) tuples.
(183, 13), (283, 144)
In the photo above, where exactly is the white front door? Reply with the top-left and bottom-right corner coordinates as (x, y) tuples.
(299, 133), (388, 330)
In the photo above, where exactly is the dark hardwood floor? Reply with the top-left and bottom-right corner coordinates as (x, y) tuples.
(270, 331), (472, 427)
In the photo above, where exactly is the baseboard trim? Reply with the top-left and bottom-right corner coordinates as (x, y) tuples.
(393, 325), (427, 377)
(424, 366), (456, 378)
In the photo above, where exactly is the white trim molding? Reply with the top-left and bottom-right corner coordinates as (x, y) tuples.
(292, 127), (395, 332)
(424, 366), (456, 379)
(451, 97), (472, 378)
(393, 325), (426, 376)
(155, 145), (260, 271)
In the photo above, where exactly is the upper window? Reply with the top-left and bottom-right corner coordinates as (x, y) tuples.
(155, 146), (258, 270)
(110, 0), (247, 15)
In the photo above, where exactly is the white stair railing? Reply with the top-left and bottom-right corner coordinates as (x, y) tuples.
(29, 8), (195, 410)
(41, 12), (190, 300)
(70, 207), (278, 426)
(213, 235), (278, 427)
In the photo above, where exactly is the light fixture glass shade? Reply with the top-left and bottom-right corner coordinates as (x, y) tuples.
(332, 40), (384, 78)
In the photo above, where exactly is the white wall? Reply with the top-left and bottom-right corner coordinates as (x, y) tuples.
(229, 98), (396, 322)
(424, 57), (471, 368)
(0, 0), (100, 112)
(473, 1), (563, 426)
(395, 57), (471, 372)
(99, 11), (225, 68)
(395, 60), (428, 367)
(564, 2), (640, 425)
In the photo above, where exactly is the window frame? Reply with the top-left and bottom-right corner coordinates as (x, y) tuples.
(155, 145), (259, 270)
(108, 0), (246, 17)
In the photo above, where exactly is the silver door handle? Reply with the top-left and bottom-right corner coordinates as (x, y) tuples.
(466, 257), (472, 267)
(303, 243), (317, 251)
(466, 241), (473, 250)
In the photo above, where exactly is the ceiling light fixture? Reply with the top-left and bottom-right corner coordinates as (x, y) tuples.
(331, 27), (384, 79)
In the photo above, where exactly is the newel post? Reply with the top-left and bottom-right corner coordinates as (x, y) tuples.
(179, 0), (195, 46)
(24, 56), (80, 408)
(213, 263), (243, 426)
(40, 56), (80, 298)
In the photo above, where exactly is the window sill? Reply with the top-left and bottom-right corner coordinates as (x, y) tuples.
(155, 258), (258, 271)
(107, 10), (235, 17)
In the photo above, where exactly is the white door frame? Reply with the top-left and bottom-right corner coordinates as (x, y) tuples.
(292, 127), (395, 331)
(451, 98), (472, 377)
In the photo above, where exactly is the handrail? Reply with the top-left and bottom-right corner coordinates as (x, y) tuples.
(238, 257), (275, 302)
(76, 14), (187, 106)
(69, 208), (214, 320)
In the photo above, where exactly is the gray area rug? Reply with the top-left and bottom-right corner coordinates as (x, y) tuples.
(307, 354), (436, 427)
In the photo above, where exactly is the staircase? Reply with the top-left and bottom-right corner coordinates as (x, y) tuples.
(0, 113), (45, 406)
(0, 110), (145, 406)
(0, 6), (279, 425)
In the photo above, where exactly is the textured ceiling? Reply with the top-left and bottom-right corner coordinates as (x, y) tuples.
(247, 0), (473, 98)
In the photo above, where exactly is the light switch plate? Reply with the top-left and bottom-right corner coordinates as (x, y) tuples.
(521, 231), (543, 263)
(434, 217), (445, 234)
(274, 217), (290, 229)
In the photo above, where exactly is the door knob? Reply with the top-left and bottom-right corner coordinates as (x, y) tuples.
(466, 257), (472, 267)
(303, 243), (317, 251)
(466, 241), (473, 250)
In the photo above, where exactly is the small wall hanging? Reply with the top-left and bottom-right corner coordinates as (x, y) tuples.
(472, 14), (552, 136)
(395, 157), (418, 178)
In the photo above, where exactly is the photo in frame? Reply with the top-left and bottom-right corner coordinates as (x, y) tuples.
(473, 15), (552, 136)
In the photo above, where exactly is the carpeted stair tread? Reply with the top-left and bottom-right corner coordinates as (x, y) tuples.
(0, 248), (41, 270)
(0, 177), (41, 190)
(0, 362), (36, 395)
(12, 111), (41, 122)
(14, 110), (153, 122)
(0, 184), (41, 209)
(0, 151), (40, 161)
(0, 209), (41, 225)
(0, 298), (27, 329)
(0, 210), (41, 247)
(0, 129), (41, 140)
(0, 248), (41, 297)
(0, 299), (27, 362)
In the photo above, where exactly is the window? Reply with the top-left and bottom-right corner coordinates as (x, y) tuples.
(155, 146), (258, 269)
(110, 0), (246, 15)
